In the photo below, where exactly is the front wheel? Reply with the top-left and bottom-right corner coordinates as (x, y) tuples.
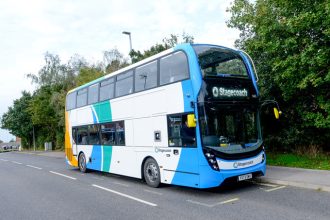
(78, 153), (87, 173)
(143, 158), (160, 188)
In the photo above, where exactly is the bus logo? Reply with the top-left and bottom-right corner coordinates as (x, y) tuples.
(212, 87), (248, 98)
(155, 147), (171, 153)
(233, 160), (254, 168)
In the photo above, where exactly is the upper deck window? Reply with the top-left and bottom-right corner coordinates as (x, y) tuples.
(160, 51), (189, 85)
(88, 83), (99, 105)
(135, 61), (157, 92)
(66, 92), (76, 110)
(193, 46), (248, 78)
(115, 71), (133, 97)
(100, 77), (115, 101)
(77, 88), (88, 108)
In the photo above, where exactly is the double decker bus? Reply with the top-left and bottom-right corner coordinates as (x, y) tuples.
(65, 43), (276, 188)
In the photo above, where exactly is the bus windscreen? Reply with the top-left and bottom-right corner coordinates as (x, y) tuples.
(193, 45), (249, 78)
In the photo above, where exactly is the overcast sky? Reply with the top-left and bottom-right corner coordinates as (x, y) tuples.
(0, 0), (239, 142)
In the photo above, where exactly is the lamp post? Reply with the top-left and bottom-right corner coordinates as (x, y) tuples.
(122, 31), (132, 52)
(33, 125), (36, 151)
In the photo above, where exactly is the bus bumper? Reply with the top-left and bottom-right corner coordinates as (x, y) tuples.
(198, 155), (266, 189)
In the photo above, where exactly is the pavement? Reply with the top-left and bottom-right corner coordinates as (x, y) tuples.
(260, 166), (330, 192)
(19, 150), (330, 192)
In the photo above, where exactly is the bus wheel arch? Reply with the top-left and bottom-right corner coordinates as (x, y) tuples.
(142, 157), (161, 188)
(78, 151), (87, 173)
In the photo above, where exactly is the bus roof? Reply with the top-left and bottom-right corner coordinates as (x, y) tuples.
(67, 43), (242, 94)
(68, 46), (175, 94)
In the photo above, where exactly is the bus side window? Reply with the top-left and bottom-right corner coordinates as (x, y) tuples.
(160, 51), (189, 85)
(168, 115), (182, 146)
(116, 121), (125, 146)
(135, 61), (157, 92)
(77, 88), (87, 108)
(77, 126), (88, 145)
(72, 128), (77, 144)
(100, 78), (115, 101)
(66, 92), (76, 110)
(88, 83), (99, 105)
(115, 71), (133, 97)
(167, 114), (196, 147)
(100, 123), (116, 145)
(88, 125), (100, 145)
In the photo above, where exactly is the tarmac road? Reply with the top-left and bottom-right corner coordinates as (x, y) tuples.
(0, 151), (329, 220)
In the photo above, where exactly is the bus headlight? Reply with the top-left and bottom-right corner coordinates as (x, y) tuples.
(204, 151), (219, 171)
(262, 153), (265, 163)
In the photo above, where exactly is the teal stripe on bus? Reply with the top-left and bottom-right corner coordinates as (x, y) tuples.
(94, 100), (112, 123)
(102, 146), (112, 172)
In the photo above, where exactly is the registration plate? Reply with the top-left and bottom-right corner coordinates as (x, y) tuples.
(238, 173), (252, 181)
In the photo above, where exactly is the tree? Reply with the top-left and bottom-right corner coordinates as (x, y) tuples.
(0, 91), (33, 147)
(26, 52), (82, 149)
(23, 49), (127, 149)
(28, 86), (59, 147)
(227, 0), (330, 151)
(76, 66), (104, 87)
(103, 49), (129, 74)
(130, 33), (194, 63)
(27, 52), (68, 87)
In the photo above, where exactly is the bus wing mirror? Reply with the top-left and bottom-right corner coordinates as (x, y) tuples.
(187, 114), (196, 128)
(273, 107), (282, 119)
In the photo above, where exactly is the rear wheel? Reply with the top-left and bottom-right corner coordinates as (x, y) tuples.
(143, 158), (160, 188)
(78, 153), (87, 173)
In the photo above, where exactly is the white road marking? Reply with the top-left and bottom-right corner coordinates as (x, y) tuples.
(92, 176), (104, 181)
(49, 171), (77, 180)
(265, 185), (286, 192)
(187, 197), (239, 207)
(186, 200), (213, 207)
(0, 159), (9, 161)
(112, 181), (130, 187)
(249, 181), (278, 187)
(92, 184), (157, 207)
(144, 189), (163, 196)
(219, 198), (240, 204)
(26, 165), (42, 170)
(11, 161), (22, 165)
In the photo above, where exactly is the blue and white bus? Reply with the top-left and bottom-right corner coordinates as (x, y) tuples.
(65, 43), (275, 188)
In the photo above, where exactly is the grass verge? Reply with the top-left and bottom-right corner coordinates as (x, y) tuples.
(267, 152), (330, 170)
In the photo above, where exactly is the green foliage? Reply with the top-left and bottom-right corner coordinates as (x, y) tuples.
(103, 49), (129, 74)
(130, 33), (194, 63)
(228, 0), (330, 151)
(27, 52), (68, 87)
(130, 44), (167, 64)
(267, 152), (330, 170)
(29, 86), (57, 126)
(0, 91), (33, 147)
(76, 66), (104, 87)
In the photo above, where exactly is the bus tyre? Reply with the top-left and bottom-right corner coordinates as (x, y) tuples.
(144, 158), (160, 188)
(78, 153), (87, 173)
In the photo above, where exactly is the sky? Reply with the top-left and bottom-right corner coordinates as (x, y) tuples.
(0, 0), (240, 142)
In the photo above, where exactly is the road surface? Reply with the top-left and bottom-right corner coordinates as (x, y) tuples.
(0, 151), (329, 220)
